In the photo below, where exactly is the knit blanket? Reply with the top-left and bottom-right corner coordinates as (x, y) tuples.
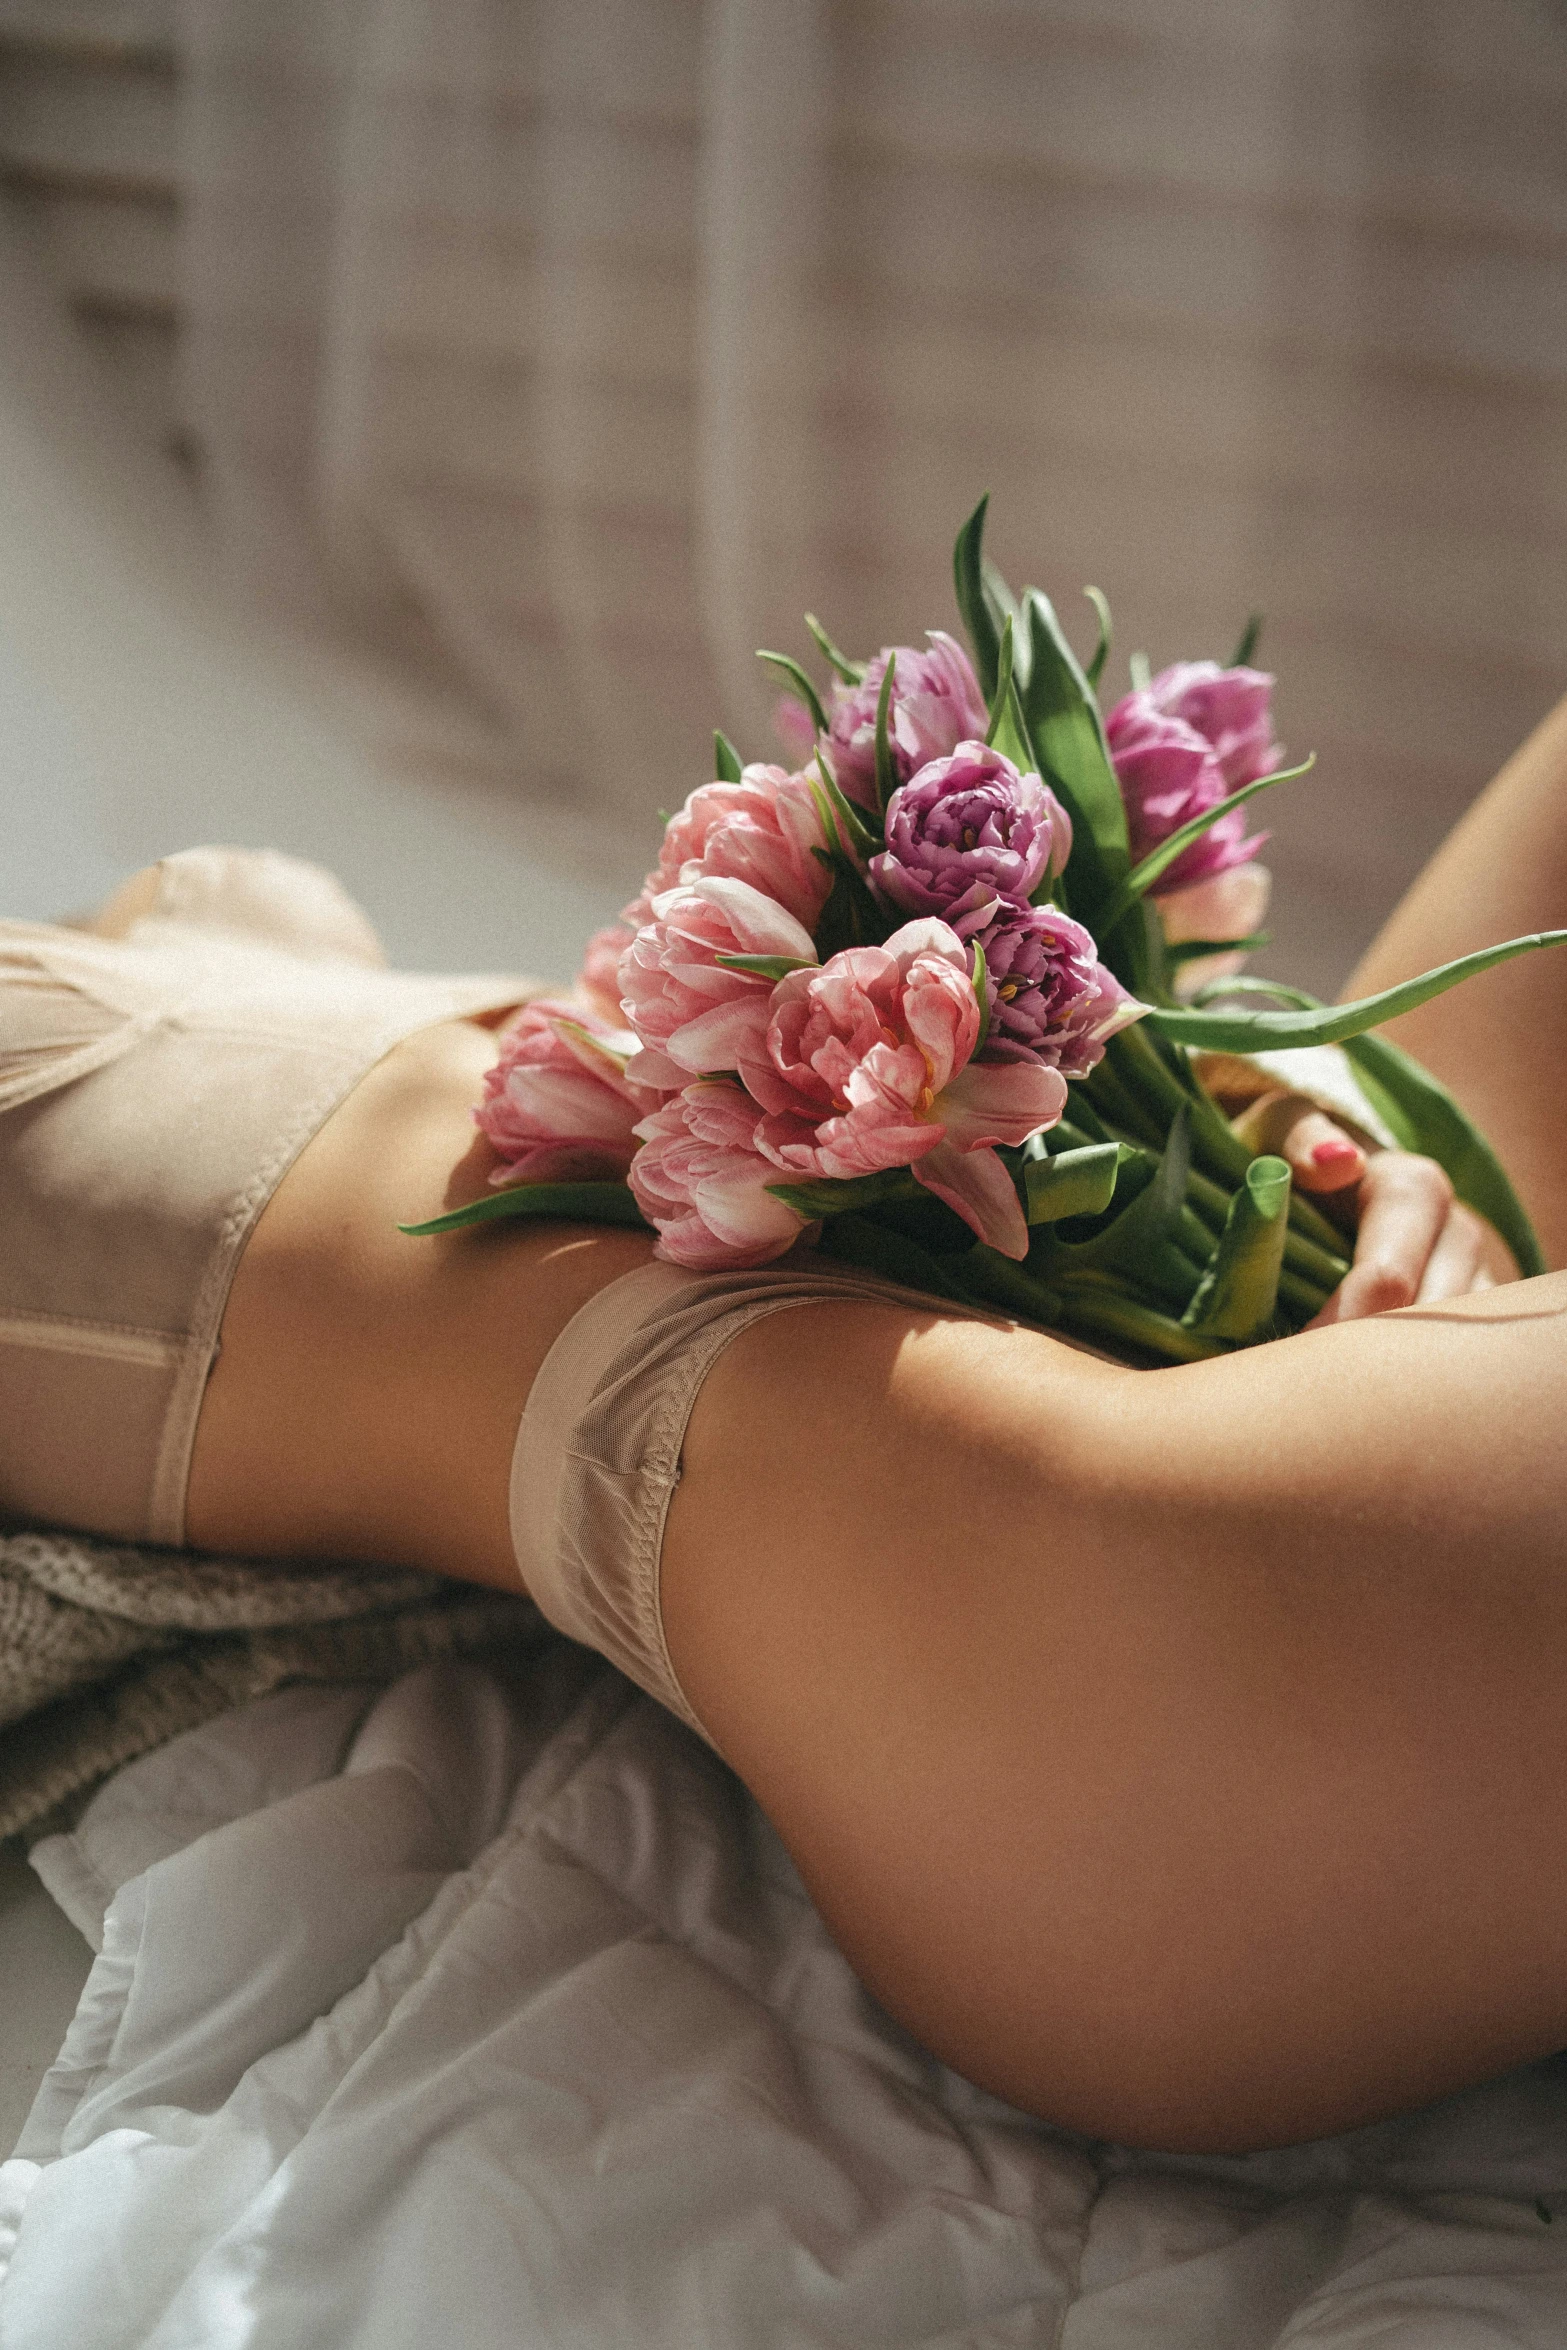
(0, 1527), (545, 1843)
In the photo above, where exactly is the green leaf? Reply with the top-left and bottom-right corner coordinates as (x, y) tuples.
(1103, 1019), (1350, 1257)
(1147, 933), (1567, 1052)
(1343, 1029), (1545, 1278)
(756, 650), (828, 739)
(714, 729), (743, 784)
(401, 1181), (651, 1238)
(1083, 586), (1112, 692)
(1164, 931), (1272, 966)
(1185, 975), (1315, 1012)
(993, 677), (1038, 780)
(1030, 1102), (1201, 1313)
(812, 849), (885, 958)
(1018, 586), (1130, 924)
(984, 612), (1015, 748)
(981, 556), (1020, 622)
(817, 1212), (983, 1306)
(1024, 1141), (1123, 1224)
(1046, 1100), (1116, 1150)
(1229, 612), (1263, 669)
(1182, 1154), (1291, 1340)
(1200, 988), (1539, 1281)
(813, 754), (880, 860)
(953, 495), (1004, 698)
(804, 611), (864, 685)
(1094, 756), (1315, 940)
(970, 932), (991, 1052)
(713, 951), (815, 982)
(765, 1169), (923, 1218)
(873, 648), (899, 812)
(983, 558), (1027, 687)
(1129, 650), (1152, 692)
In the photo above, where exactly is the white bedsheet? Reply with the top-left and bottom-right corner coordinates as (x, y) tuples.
(2, 1647), (1565, 2348)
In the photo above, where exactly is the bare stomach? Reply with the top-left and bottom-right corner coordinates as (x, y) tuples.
(184, 1016), (657, 1588)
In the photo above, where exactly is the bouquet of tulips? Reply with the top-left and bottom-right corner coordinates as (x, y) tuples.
(409, 501), (1565, 1364)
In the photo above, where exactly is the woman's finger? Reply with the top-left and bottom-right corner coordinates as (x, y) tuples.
(1229, 1091), (1367, 1196)
(1277, 1108), (1366, 1196)
(1413, 1201), (1484, 1303)
(1320, 1152), (1454, 1323)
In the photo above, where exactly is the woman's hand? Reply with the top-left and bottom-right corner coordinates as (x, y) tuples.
(1231, 1089), (1518, 1324)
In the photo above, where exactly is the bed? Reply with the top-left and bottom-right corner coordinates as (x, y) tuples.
(3, 1643), (1565, 2348)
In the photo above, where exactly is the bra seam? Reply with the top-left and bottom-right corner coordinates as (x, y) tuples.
(0, 1313), (191, 1367)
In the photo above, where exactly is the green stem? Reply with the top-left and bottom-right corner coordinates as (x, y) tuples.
(1277, 1266), (1332, 1320)
(1083, 1058), (1165, 1149)
(1282, 1223), (1351, 1287)
(1285, 1191), (1350, 1256)
(1054, 1285), (1230, 1365)
(1177, 1203), (1218, 1261)
(1184, 1167), (1231, 1237)
(958, 1248), (1062, 1326)
(1112, 1025), (1353, 1259)
(1109, 1027), (1251, 1186)
(1186, 1166), (1348, 1288)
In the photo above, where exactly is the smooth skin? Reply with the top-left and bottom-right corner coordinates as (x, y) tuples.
(180, 694), (1567, 2153)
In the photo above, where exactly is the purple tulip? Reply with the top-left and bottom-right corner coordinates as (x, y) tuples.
(970, 899), (1143, 1077)
(1104, 692), (1267, 894)
(869, 742), (1073, 931)
(827, 631), (989, 809)
(1145, 661), (1282, 791)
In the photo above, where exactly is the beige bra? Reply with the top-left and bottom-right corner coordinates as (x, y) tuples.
(0, 847), (541, 1547)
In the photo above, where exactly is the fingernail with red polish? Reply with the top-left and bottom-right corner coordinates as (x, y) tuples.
(1310, 1139), (1361, 1170)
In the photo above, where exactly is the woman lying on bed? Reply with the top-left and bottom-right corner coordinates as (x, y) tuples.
(3, 693), (1566, 2159)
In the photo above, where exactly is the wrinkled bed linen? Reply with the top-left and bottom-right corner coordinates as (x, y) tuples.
(0, 1526), (545, 1841)
(2, 1648), (1565, 2349)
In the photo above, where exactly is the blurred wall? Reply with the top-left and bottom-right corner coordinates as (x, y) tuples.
(2, 0), (1564, 994)
(0, 189), (632, 973)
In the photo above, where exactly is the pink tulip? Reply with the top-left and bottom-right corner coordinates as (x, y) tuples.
(578, 922), (636, 1024)
(1104, 691), (1268, 893)
(772, 693), (819, 768)
(477, 999), (659, 1186)
(738, 918), (1066, 1258)
(870, 741), (1072, 930)
(629, 1081), (807, 1269)
(1146, 661), (1282, 792)
(617, 873), (818, 1091)
(826, 632), (989, 809)
(968, 898), (1144, 1073)
(634, 764), (832, 933)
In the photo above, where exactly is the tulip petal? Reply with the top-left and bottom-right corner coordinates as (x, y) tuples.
(674, 873), (820, 962)
(913, 1141), (1030, 1258)
(544, 1013), (641, 1088)
(938, 1059), (1067, 1152)
(665, 994), (774, 1074)
(624, 1043), (687, 1091)
(501, 1066), (645, 1144)
(880, 917), (968, 971)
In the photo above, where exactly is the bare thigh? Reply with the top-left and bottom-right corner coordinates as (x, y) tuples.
(1350, 692), (1567, 1265)
(660, 1276), (1567, 2151)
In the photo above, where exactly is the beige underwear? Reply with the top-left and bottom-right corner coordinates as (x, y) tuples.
(0, 847), (541, 1547)
(509, 1258), (1007, 1750)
